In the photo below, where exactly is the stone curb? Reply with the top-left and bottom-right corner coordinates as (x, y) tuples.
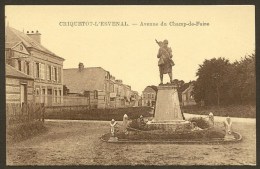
(100, 132), (242, 144)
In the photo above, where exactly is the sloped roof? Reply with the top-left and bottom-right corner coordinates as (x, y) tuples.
(143, 86), (157, 93)
(5, 27), (64, 60)
(5, 42), (20, 49)
(149, 85), (158, 92)
(5, 64), (34, 80)
(63, 67), (107, 93)
(182, 84), (194, 94)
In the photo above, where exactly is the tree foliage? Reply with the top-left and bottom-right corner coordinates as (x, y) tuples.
(193, 54), (255, 106)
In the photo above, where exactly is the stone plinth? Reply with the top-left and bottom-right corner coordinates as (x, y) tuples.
(147, 84), (190, 132)
(154, 85), (184, 121)
(108, 136), (118, 142)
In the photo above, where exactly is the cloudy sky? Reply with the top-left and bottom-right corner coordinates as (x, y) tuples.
(5, 5), (255, 94)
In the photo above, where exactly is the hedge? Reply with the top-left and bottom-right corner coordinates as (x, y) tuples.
(182, 104), (255, 118)
(45, 106), (154, 121)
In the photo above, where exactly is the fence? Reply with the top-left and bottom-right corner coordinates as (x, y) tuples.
(6, 103), (45, 125)
(63, 96), (90, 106)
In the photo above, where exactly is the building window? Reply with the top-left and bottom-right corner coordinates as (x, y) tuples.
(94, 90), (98, 99)
(59, 90), (62, 103)
(18, 60), (22, 71)
(151, 94), (154, 99)
(40, 63), (45, 80)
(55, 90), (58, 103)
(148, 93), (150, 99)
(26, 62), (30, 75)
(36, 63), (40, 78)
(54, 67), (57, 81)
(143, 94), (146, 99)
(110, 98), (115, 101)
(36, 88), (40, 95)
(41, 88), (46, 103)
(110, 84), (114, 92)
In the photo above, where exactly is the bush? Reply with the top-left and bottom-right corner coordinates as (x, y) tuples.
(128, 119), (149, 130)
(45, 106), (153, 121)
(102, 127), (226, 141)
(188, 117), (209, 129)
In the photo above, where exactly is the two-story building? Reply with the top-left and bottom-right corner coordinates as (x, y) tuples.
(182, 83), (196, 106)
(63, 63), (139, 108)
(142, 86), (157, 107)
(5, 27), (65, 106)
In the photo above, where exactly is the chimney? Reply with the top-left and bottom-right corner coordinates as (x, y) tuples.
(78, 62), (84, 71)
(27, 30), (41, 44)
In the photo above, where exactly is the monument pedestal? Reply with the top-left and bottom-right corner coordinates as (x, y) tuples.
(147, 84), (191, 131)
(108, 136), (118, 142)
(224, 133), (235, 141)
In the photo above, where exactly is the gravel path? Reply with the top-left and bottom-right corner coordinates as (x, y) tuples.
(7, 119), (256, 165)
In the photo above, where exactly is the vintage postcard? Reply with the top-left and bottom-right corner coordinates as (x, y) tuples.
(5, 5), (255, 165)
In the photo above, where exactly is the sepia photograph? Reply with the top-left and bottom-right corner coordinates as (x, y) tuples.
(5, 5), (255, 166)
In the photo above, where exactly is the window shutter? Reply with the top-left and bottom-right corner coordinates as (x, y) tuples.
(54, 67), (56, 81)
(47, 65), (50, 80)
(42, 63), (45, 80)
(34, 62), (37, 78)
(57, 67), (59, 83)
(39, 63), (42, 79)
(58, 68), (61, 83)
(51, 66), (54, 81)
(53, 66), (55, 81)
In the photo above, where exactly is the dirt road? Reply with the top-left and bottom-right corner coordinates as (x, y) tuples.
(7, 120), (256, 165)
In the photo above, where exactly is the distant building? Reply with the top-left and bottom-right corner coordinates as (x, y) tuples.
(129, 91), (140, 107)
(5, 26), (65, 106)
(182, 84), (196, 106)
(63, 63), (139, 108)
(142, 86), (157, 107)
(6, 64), (34, 105)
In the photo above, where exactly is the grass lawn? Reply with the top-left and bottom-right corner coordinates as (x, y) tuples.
(7, 120), (256, 165)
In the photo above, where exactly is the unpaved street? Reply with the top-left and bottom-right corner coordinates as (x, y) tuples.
(7, 120), (256, 165)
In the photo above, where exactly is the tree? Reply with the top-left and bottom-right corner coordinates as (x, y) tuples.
(231, 54), (255, 104)
(193, 57), (232, 106)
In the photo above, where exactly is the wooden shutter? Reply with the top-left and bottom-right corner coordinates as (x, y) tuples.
(47, 65), (50, 80)
(58, 68), (61, 83)
(39, 63), (42, 79)
(42, 63), (45, 80)
(52, 66), (55, 81)
(34, 62), (37, 78)
(57, 67), (59, 83)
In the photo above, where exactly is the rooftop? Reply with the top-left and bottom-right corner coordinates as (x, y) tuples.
(6, 64), (34, 80)
(5, 26), (64, 61)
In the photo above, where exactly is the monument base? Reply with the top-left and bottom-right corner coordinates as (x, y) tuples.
(224, 134), (235, 141)
(108, 136), (118, 142)
(147, 120), (191, 132)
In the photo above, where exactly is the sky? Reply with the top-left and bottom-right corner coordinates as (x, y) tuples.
(5, 5), (255, 94)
